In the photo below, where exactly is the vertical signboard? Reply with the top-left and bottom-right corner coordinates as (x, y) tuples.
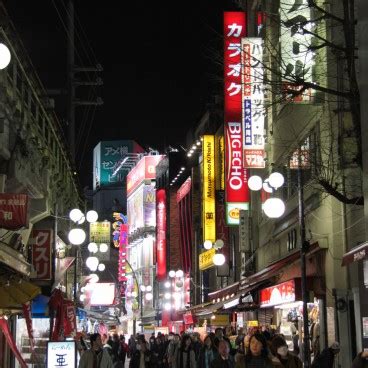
(118, 224), (128, 282)
(224, 12), (249, 225)
(32, 229), (52, 281)
(156, 189), (167, 281)
(242, 37), (265, 168)
(0, 193), (29, 230)
(202, 135), (216, 243)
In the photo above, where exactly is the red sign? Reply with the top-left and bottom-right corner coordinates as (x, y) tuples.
(127, 155), (164, 196)
(260, 280), (296, 307)
(156, 189), (167, 281)
(64, 301), (76, 337)
(118, 224), (128, 282)
(224, 12), (249, 222)
(0, 193), (29, 230)
(31, 229), (52, 280)
(22, 303), (34, 352)
(184, 311), (194, 325)
(176, 177), (191, 203)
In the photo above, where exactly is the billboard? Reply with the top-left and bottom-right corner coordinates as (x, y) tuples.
(224, 12), (249, 225)
(259, 280), (296, 308)
(89, 283), (116, 306)
(31, 229), (53, 281)
(0, 193), (29, 230)
(156, 189), (167, 281)
(93, 140), (144, 190)
(242, 37), (265, 168)
(89, 221), (111, 243)
(202, 135), (216, 243)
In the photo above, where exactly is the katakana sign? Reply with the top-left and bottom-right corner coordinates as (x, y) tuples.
(31, 229), (52, 281)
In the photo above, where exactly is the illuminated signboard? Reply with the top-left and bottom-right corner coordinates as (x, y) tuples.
(89, 283), (116, 306)
(259, 280), (296, 308)
(47, 341), (76, 368)
(31, 229), (52, 280)
(89, 221), (111, 243)
(118, 224), (128, 282)
(202, 135), (216, 243)
(242, 37), (265, 169)
(199, 248), (216, 271)
(224, 12), (249, 225)
(156, 189), (167, 281)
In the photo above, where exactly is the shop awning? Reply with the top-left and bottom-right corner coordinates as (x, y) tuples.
(342, 242), (368, 266)
(194, 300), (224, 316)
(0, 278), (40, 309)
(208, 281), (239, 301)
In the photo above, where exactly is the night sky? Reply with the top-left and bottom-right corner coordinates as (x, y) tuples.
(4, 0), (238, 186)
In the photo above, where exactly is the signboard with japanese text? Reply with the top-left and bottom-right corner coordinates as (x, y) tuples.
(260, 280), (296, 308)
(0, 193), (29, 230)
(47, 341), (76, 368)
(89, 221), (111, 243)
(31, 229), (52, 281)
(202, 135), (216, 243)
(280, 0), (314, 102)
(224, 12), (249, 225)
(143, 185), (156, 228)
(176, 177), (191, 203)
(126, 155), (164, 196)
(199, 248), (216, 271)
(242, 37), (265, 168)
(93, 140), (144, 190)
(156, 189), (167, 281)
(118, 224), (128, 282)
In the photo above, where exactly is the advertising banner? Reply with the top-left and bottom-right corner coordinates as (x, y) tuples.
(260, 280), (296, 308)
(144, 185), (156, 227)
(202, 135), (216, 243)
(224, 12), (249, 225)
(242, 37), (265, 168)
(127, 186), (144, 233)
(199, 248), (216, 271)
(156, 189), (167, 281)
(64, 301), (76, 337)
(118, 224), (128, 282)
(89, 221), (111, 243)
(0, 193), (29, 230)
(31, 229), (53, 281)
(47, 341), (76, 368)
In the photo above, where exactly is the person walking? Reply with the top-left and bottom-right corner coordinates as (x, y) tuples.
(78, 333), (114, 368)
(119, 335), (129, 366)
(210, 340), (235, 368)
(199, 335), (218, 368)
(167, 334), (180, 368)
(311, 342), (340, 368)
(129, 340), (155, 368)
(129, 334), (137, 357)
(191, 333), (203, 363)
(270, 335), (302, 368)
(175, 334), (196, 368)
(352, 350), (368, 368)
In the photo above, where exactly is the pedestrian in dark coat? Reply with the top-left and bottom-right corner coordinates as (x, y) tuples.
(211, 340), (235, 368)
(311, 342), (340, 368)
(199, 335), (218, 368)
(129, 340), (156, 368)
(352, 351), (368, 368)
(270, 335), (302, 368)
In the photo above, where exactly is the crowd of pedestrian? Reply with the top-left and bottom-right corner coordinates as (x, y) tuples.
(77, 327), (368, 368)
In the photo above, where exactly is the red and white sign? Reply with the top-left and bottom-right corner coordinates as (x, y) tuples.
(118, 224), (128, 282)
(156, 189), (167, 281)
(127, 155), (164, 196)
(31, 229), (52, 281)
(22, 303), (34, 352)
(184, 311), (194, 325)
(224, 12), (249, 225)
(176, 177), (191, 203)
(63, 301), (76, 337)
(0, 193), (29, 230)
(260, 280), (296, 308)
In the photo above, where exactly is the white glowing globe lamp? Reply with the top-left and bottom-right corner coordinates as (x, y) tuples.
(164, 281), (171, 288)
(89, 274), (99, 283)
(98, 263), (105, 272)
(164, 303), (171, 311)
(86, 256), (99, 271)
(140, 285), (146, 292)
(81, 287), (86, 293)
(86, 210), (98, 223)
(0, 44), (11, 70)
(169, 270), (176, 278)
(69, 208), (83, 223)
(175, 270), (184, 278)
(79, 294), (86, 302)
(68, 228), (86, 245)
(263, 198), (285, 218)
(204, 240), (213, 250)
(176, 280), (184, 288)
(88, 242), (98, 253)
(213, 253), (226, 266)
(263, 179), (274, 194)
(214, 239), (224, 250)
(99, 243), (108, 253)
(248, 175), (263, 191)
(145, 292), (153, 301)
(164, 293), (171, 300)
(146, 285), (152, 292)
(268, 172), (285, 189)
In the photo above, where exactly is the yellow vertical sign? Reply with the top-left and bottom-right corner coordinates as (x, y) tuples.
(203, 135), (216, 243)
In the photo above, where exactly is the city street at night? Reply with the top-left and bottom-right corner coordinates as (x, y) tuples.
(1, 0), (368, 367)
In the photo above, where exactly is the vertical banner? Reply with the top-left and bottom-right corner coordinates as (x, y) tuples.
(242, 38), (265, 168)
(31, 229), (53, 281)
(22, 303), (34, 352)
(156, 189), (167, 281)
(118, 224), (128, 282)
(224, 11), (249, 225)
(202, 135), (216, 243)
(63, 301), (77, 337)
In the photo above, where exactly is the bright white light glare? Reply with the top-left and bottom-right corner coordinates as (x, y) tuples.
(86, 210), (98, 223)
(77, 215), (85, 225)
(98, 263), (105, 272)
(164, 303), (172, 311)
(213, 253), (226, 266)
(268, 172), (285, 189)
(69, 208), (83, 223)
(79, 294), (86, 302)
(88, 274), (99, 283)
(146, 285), (152, 292)
(164, 292), (171, 300)
(181, 167), (185, 170)
(126, 291), (132, 297)
(263, 179), (274, 194)
(192, 145), (196, 150)
(68, 228), (86, 245)
(175, 270), (184, 278)
(196, 141), (201, 146)
(86, 256), (99, 271)
(0, 43), (11, 70)
(248, 175), (263, 191)
(214, 239), (224, 250)
(164, 281), (171, 288)
(81, 287), (86, 293)
(140, 285), (146, 292)
(173, 292), (181, 301)
(88, 242), (98, 253)
(131, 291), (138, 298)
(99, 243), (108, 253)
(145, 292), (153, 301)
(204, 240), (213, 250)
(169, 270), (176, 278)
(187, 153), (192, 157)
(263, 198), (285, 218)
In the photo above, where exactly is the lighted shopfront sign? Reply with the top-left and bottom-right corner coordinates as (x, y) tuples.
(89, 221), (111, 243)
(47, 341), (76, 368)
(89, 283), (116, 306)
(260, 280), (296, 308)
(202, 135), (216, 243)
(118, 224), (128, 282)
(156, 189), (167, 281)
(224, 12), (249, 225)
(0, 193), (29, 230)
(31, 229), (52, 280)
(242, 37), (265, 168)
(199, 248), (216, 271)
